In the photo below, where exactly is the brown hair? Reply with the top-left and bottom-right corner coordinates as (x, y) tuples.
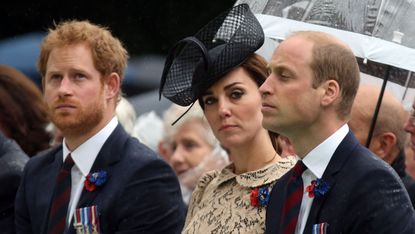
(38, 20), (128, 89)
(291, 31), (360, 118)
(199, 53), (280, 151)
(0, 65), (51, 156)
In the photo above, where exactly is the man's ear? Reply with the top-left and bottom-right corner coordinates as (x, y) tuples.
(320, 79), (340, 107)
(370, 132), (396, 163)
(105, 72), (120, 100)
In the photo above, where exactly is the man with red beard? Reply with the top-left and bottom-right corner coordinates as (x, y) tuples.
(15, 20), (185, 234)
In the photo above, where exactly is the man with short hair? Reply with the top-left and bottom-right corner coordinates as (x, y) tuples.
(349, 85), (415, 206)
(15, 20), (185, 234)
(260, 31), (414, 233)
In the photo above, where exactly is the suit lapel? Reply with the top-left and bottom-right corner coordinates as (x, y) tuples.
(39, 147), (64, 233)
(66, 125), (129, 233)
(304, 131), (358, 233)
(76, 124), (128, 207)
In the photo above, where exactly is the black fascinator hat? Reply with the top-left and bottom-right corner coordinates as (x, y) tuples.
(159, 3), (264, 109)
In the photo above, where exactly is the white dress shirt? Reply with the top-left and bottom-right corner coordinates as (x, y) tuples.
(295, 124), (349, 234)
(61, 117), (118, 227)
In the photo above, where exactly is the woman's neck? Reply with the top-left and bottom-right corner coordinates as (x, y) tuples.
(230, 130), (281, 174)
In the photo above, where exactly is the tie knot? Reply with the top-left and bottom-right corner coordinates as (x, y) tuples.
(62, 154), (75, 171)
(292, 160), (307, 177)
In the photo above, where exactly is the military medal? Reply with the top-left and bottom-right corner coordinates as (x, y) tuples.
(73, 205), (100, 234)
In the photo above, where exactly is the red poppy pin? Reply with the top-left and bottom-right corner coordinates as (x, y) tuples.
(306, 178), (330, 198)
(84, 170), (108, 192)
(250, 186), (271, 207)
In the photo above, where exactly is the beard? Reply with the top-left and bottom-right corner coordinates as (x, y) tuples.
(48, 96), (105, 137)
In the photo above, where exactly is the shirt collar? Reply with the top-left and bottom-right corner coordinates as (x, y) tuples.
(302, 124), (349, 178)
(62, 117), (118, 176)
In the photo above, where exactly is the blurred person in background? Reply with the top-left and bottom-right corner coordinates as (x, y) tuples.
(0, 64), (51, 156)
(134, 111), (163, 152)
(159, 4), (296, 233)
(157, 104), (188, 162)
(0, 132), (28, 234)
(404, 98), (415, 180)
(349, 85), (415, 206)
(405, 136), (415, 179)
(166, 103), (228, 205)
(116, 97), (136, 136)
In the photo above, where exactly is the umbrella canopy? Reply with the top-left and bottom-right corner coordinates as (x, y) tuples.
(236, 0), (415, 109)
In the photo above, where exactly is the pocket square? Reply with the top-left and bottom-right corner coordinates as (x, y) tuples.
(73, 205), (100, 234)
(312, 222), (329, 234)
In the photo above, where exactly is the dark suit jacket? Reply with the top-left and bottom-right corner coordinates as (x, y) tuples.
(0, 133), (28, 234)
(265, 131), (415, 234)
(15, 124), (185, 233)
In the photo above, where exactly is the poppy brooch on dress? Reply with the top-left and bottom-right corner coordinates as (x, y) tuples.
(250, 186), (271, 207)
(84, 170), (108, 192)
(306, 178), (330, 198)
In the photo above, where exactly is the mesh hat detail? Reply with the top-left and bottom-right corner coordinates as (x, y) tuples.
(159, 3), (265, 107)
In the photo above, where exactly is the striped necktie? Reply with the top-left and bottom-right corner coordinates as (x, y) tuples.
(47, 154), (75, 234)
(281, 160), (307, 234)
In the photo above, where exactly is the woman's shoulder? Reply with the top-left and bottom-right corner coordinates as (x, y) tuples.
(184, 169), (222, 227)
(236, 156), (297, 188)
(276, 155), (297, 169)
(277, 155), (297, 164)
(197, 170), (220, 187)
(187, 164), (237, 208)
(270, 155), (297, 177)
(190, 170), (220, 201)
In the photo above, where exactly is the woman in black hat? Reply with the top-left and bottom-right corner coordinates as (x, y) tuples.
(159, 4), (296, 233)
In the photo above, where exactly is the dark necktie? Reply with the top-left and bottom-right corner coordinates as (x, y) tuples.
(281, 160), (307, 234)
(47, 154), (75, 234)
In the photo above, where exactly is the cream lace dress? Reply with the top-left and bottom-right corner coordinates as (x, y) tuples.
(182, 156), (296, 234)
